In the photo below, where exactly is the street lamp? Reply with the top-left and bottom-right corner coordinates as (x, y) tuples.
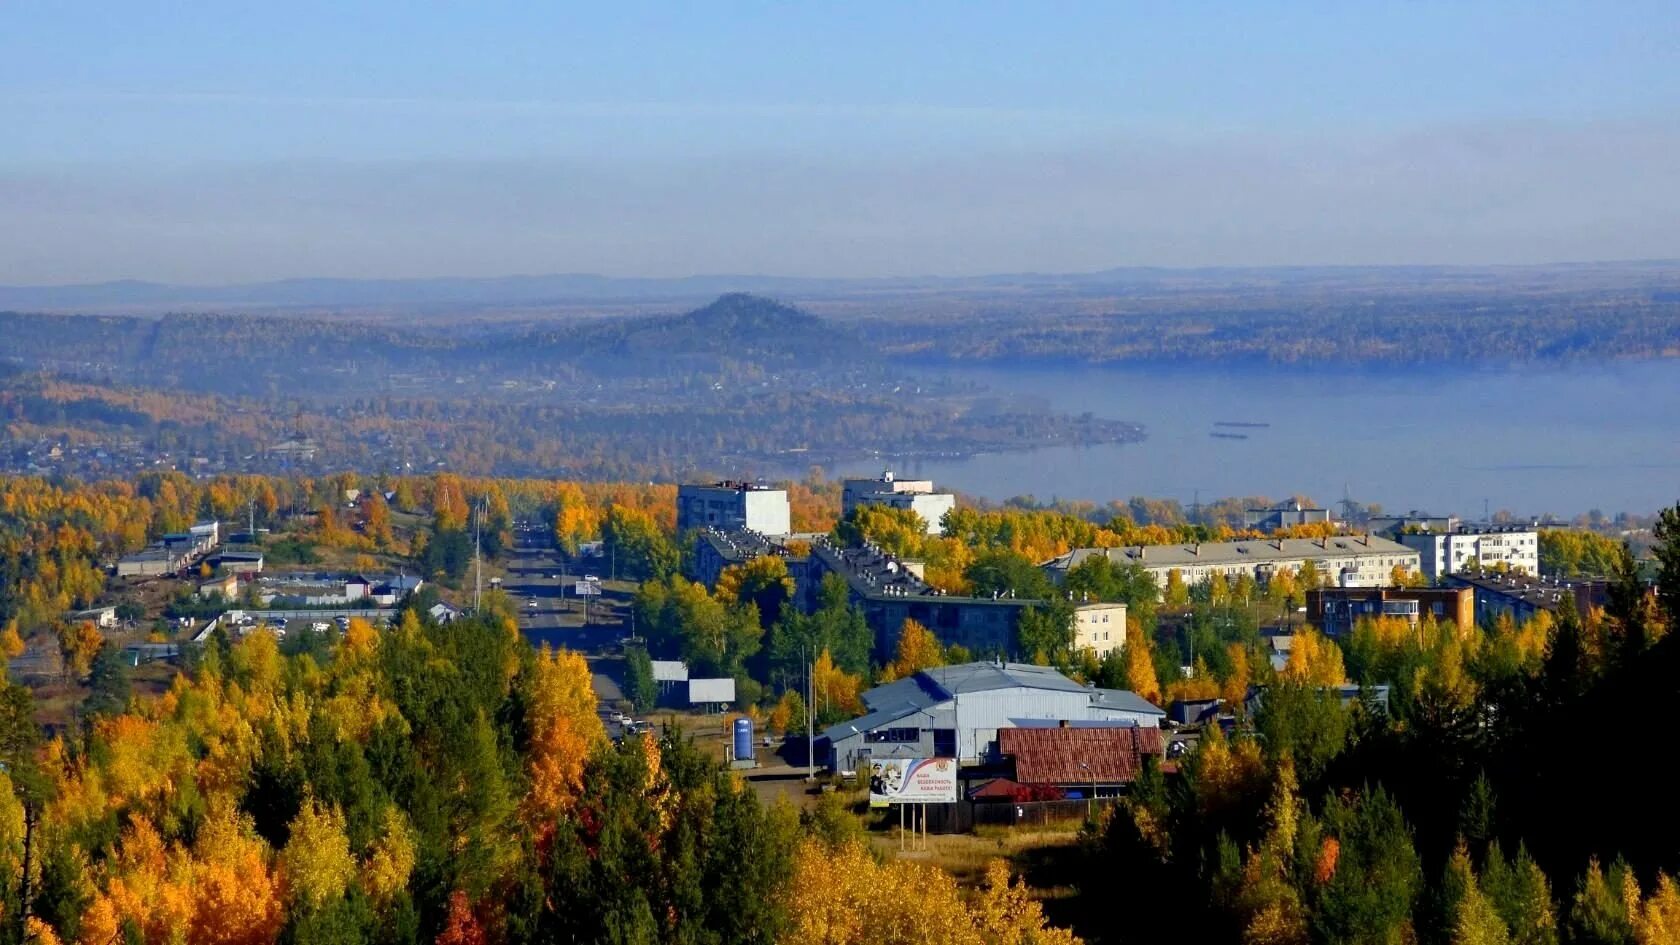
(1078, 761), (1095, 819)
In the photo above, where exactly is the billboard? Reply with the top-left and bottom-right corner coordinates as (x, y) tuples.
(868, 758), (958, 807)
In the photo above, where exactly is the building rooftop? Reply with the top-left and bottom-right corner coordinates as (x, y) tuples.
(813, 541), (1027, 606)
(826, 660), (1161, 743)
(1445, 572), (1607, 611)
(1044, 535), (1415, 572)
(1407, 523), (1542, 536)
(684, 479), (784, 493)
(998, 726), (1165, 784)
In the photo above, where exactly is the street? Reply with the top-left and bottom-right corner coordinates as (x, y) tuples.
(506, 530), (628, 714)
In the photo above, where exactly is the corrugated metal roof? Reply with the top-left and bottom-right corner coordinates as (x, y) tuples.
(1091, 688), (1166, 715)
(1009, 718), (1139, 729)
(999, 727), (1165, 785)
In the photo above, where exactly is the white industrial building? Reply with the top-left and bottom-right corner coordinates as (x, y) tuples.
(1397, 525), (1540, 581)
(841, 471), (957, 535)
(822, 661), (1163, 771)
(676, 481), (791, 536)
(1043, 535), (1420, 593)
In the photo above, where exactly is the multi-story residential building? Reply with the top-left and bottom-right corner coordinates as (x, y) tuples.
(1244, 501), (1332, 531)
(1307, 586), (1475, 637)
(1042, 536), (1420, 594)
(1396, 525), (1539, 581)
(1072, 600), (1127, 658)
(841, 470), (957, 535)
(676, 481), (791, 536)
(1367, 511), (1460, 537)
(1444, 572), (1619, 626)
(691, 529), (1121, 660)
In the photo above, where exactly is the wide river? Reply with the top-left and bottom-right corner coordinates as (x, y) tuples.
(807, 360), (1680, 519)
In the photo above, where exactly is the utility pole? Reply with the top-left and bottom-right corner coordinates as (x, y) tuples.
(805, 645), (816, 781)
(473, 496), (485, 612)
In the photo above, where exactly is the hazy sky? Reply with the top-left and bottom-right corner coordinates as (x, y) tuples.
(3, 2), (1678, 283)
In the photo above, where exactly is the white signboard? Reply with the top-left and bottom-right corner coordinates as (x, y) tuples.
(573, 581), (602, 596)
(868, 758), (958, 807)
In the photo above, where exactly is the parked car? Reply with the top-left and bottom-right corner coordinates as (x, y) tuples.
(310, 622), (330, 633)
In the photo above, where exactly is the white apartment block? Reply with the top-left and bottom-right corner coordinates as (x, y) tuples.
(1397, 526), (1539, 581)
(841, 470), (956, 535)
(1044, 535), (1420, 594)
(676, 481), (791, 536)
(1073, 601), (1127, 659)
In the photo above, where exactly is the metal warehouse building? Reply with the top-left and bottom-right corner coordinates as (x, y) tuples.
(823, 660), (1163, 772)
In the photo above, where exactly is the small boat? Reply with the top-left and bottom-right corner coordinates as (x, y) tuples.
(1210, 432), (1249, 440)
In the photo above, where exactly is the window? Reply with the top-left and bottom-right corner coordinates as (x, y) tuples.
(865, 727), (920, 744)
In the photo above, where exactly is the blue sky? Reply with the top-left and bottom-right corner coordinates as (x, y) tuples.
(3, 2), (1678, 282)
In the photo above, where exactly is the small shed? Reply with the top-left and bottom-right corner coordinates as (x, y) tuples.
(1168, 698), (1222, 726)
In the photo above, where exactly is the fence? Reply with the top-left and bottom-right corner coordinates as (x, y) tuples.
(913, 797), (1118, 833)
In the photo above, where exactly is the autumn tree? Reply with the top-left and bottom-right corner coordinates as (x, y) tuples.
(56, 620), (103, 681)
(810, 648), (863, 725)
(282, 796), (357, 907)
(1120, 623), (1162, 706)
(716, 554), (797, 628)
(1164, 569), (1191, 609)
(522, 645), (606, 834)
(882, 618), (944, 681)
(1282, 628), (1347, 686)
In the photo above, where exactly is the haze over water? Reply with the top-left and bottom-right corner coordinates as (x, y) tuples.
(808, 361), (1680, 519)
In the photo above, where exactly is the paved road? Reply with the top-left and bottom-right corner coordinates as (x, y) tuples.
(506, 533), (628, 714)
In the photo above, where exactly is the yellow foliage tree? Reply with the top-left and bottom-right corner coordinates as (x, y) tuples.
(1281, 628), (1346, 686)
(811, 648), (864, 723)
(0, 620), (25, 660)
(1163, 569), (1190, 609)
(782, 836), (1084, 945)
(1222, 643), (1253, 710)
(1122, 619), (1161, 706)
(884, 619), (944, 681)
(361, 806), (417, 908)
(1164, 658), (1221, 704)
(282, 797), (356, 907)
(57, 620), (104, 680)
(522, 646), (606, 834)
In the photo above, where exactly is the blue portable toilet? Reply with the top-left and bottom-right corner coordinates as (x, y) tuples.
(733, 717), (754, 763)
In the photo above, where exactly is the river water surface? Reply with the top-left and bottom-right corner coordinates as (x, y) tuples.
(805, 361), (1680, 518)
